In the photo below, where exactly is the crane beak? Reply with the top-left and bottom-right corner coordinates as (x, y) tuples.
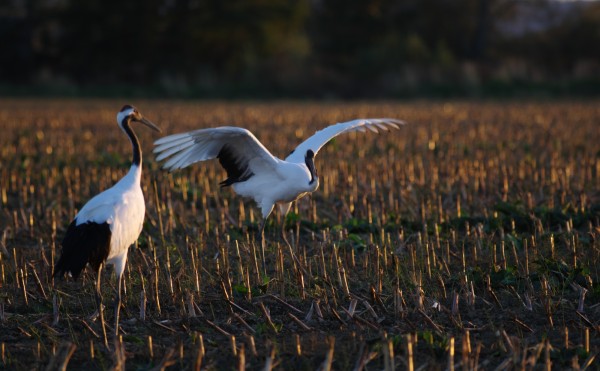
(137, 117), (162, 133)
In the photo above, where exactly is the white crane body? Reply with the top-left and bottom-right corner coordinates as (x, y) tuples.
(154, 118), (404, 263)
(54, 105), (160, 340)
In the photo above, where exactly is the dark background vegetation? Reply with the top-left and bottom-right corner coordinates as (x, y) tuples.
(1, 0), (600, 98)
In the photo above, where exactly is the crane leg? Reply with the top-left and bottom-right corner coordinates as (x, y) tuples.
(114, 272), (123, 336)
(95, 263), (109, 349)
(281, 218), (292, 250)
(278, 204), (310, 278)
(280, 214), (307, 277)
(259, 218), (267, 274)
(278, 202), (293, 250)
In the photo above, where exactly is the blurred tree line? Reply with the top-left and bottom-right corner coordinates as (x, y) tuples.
(1, 0), (599, 98)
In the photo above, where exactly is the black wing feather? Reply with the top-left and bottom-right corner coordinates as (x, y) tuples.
(53, 221), (111, 279)
(217, 144), (254, 187)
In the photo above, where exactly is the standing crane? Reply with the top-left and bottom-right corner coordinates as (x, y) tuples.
(54, 105), (160, 341)
(153, 118), (403, 266)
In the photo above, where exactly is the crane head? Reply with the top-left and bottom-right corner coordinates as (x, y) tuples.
(117, 105), (161, 133)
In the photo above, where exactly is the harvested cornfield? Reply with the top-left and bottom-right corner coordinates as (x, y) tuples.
(0, 99), (599, 370)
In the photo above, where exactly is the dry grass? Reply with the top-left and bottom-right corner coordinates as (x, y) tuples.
(0, 99), (599, 370)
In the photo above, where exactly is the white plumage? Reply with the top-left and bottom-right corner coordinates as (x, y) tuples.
(154, 118), (404, 260)
(54, 105), (160, 340)
(74, 167), (145, 275)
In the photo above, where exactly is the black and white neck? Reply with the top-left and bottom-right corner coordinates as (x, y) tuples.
(117, 105), (143, 168)
(122, 116), (142, 167)
(305, 149), (317, 184)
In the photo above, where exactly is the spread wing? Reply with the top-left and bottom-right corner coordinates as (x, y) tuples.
(154, 127), (281, 186)
(285, 118), (405, 163)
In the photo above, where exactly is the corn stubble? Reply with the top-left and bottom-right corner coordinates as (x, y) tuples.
(0, 99), (599, 369)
